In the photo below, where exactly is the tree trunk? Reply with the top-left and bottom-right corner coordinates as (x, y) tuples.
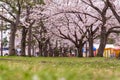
(38, 42), (43, 56)
(1, 28), (3, 56)
(98, 27), (107, 57)
(54, 47), (59, 57)
(9, 25), (16, 56)
(77, 40), (84, 57)
(77, 46), (83, 57)
(28, 25), (32, 57)
(32, 42), (35, 56)
(85, 42), (88, 57)
(77, 41), (83, 57)
(43, 45), (48, 57)
(21, 27), (27, 56)
(88, 35), (94, 57)
(48, 43), (53, 57)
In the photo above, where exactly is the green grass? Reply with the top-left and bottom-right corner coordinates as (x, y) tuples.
(0, 57), (120, 80)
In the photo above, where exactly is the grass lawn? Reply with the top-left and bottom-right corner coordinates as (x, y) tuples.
(0, 57), (120, 80)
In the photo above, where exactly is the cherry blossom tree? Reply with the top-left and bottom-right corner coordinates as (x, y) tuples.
(21, 1), (52, 56)
(0, 0), (45, 56)
(107, 0), (120, 23)
(47, 0), (100, 57)
(0, 0), (23, 55)
(20, 0), (46, 56)
(50, 13), (87, 57)
(81, 0), (120, 57)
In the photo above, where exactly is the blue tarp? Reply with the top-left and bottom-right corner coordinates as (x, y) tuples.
(2, 48), (9, 50)
(83, 47), (96, 53)
(82, 48), (84, 52)
(93, 47), (96, 51)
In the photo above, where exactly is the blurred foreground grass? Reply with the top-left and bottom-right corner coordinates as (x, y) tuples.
(0, 57), (120, 80)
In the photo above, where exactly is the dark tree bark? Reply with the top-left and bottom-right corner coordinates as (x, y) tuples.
(87, 27), (94, 57)
(21, 27), (28, 56)
(97, 27), (107, 57)
(43, 39), (49, 57)
(9, 24), (17, 56)
(38, 41), (43, 56)
(88, 36), (94, 57)
(28, 25), (32, 57)
(48, 42), (54, 57)
(77, 46), (83, 57)
(75, 40), (83, 57)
